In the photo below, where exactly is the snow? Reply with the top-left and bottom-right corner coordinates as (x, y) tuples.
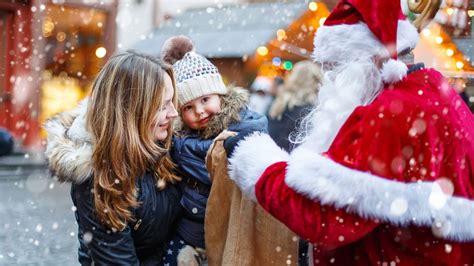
(390, 198), (408, 216)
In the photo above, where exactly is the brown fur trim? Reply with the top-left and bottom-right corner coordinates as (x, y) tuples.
(174, 87), (249, 139)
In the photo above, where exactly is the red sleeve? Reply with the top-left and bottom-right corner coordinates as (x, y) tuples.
(254, 84), (449, 250)
(255, 161), (378, 250)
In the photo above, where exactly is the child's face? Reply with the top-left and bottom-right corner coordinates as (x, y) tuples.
(180, 94), (222, 130)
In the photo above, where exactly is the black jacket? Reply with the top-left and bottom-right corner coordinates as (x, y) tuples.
(44, 100), (181, 265)
(268, 104), (312, 152)
(0, 127), (14, 156)
(72, 174), (181, 265)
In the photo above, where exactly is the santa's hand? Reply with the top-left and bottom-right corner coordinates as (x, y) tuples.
(224, 129), (259, 157)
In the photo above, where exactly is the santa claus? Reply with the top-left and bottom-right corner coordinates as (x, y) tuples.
(224, 0), (474, 264)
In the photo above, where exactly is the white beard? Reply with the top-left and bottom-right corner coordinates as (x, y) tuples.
(292, 58), (383, 153)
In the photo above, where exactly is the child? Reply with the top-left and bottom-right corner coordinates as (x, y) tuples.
(161, 36), (267, 265)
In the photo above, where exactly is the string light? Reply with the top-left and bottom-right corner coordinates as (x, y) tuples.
(257, 46), (268, 56)
(319, 17), (327, 26)
(272, 57), (281, 66)
(276, 29), (286, 40)
(446, 48), (454, 57)
(308, 2), (318, 12)
(456, 61), (464, 69)
(468, 10), (474, 17)
(422, 29), (431, 37)
(95, 47), (107, 58)
(435, 36), (443, 44)
(446, 8), (454, 16)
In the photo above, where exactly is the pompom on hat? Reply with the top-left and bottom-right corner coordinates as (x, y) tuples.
(161, 35), (227, 106)
(312, 0), (421, 84)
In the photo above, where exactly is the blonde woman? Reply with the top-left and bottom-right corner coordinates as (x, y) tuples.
(44, 51), (180, 264)
(268, 60), (322, 152)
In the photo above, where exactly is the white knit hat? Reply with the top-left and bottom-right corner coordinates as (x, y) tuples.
(173, 52), (227, 105)
(161, 36), (227, 106)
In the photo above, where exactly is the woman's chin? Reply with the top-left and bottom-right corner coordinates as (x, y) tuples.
(154, 131), (168, 142)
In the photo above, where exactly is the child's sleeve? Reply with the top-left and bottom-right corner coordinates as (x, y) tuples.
(229, 108), (269, 134)
(173, 136), (213, 159)
(172, 136), (214, 185)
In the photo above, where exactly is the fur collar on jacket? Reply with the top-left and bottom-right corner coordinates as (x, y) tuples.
(44, 100), (93, 184)
(175, 87), (249, 139)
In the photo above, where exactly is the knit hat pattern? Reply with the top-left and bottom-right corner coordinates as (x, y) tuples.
(173, 52), (227, 106)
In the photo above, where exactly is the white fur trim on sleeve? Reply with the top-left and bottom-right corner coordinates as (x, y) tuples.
(228, 132), (289, 201)
(285, 146), (474, 242)
(380, 59), (408, 84)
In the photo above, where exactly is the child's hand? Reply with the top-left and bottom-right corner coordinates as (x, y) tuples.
(206, 130), (237, 166)
(214, 130), (237, 141)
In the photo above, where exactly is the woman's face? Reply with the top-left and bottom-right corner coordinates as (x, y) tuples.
(151, 73), (178, 141)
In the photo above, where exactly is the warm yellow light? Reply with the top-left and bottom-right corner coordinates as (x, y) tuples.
(95, 47), (107, 58)
(446, 8), (454, 16)
(468, 10), (474, 17)
(276, 29), (286, 40)
(435, 36), (443, 44)
(257, 46), (268, 56)
(445, 48), (454, 57)
(422, 29), (431, 37)
(42, 17), (55, 37)
(456, 61), (464, 69)
(308, 2), (318, 12)
(319, 17), (327, 26)
(56, 32), (66, 42)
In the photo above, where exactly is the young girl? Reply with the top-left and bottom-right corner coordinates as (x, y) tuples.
(161, 36), (267, 265)
(44, 51), (181, 264)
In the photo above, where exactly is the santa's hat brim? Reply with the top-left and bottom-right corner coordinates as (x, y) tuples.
(312, 20), (418, 63)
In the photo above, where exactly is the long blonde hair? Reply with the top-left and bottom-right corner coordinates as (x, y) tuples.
(86, 51), (179, 231)
(269, 60), (323, 120)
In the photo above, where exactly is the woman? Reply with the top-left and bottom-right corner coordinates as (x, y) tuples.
(268, 60), (322, 152)
(44, 51), (181, 265)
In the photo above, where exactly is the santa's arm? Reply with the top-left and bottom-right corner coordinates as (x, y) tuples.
(257, 160), (379, 249)
(228, 133), (378, 249)
(228, 133), (474, 246)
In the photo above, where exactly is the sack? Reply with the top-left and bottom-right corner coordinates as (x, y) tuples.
(204, 141), (298, 265)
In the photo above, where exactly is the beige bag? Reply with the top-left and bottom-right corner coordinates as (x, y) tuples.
(204, 141), (298, 265)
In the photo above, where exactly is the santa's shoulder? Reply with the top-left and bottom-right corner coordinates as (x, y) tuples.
(367, 67), (463, 119)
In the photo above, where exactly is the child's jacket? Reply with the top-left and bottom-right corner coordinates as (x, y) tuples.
(171, 87), (267, 248)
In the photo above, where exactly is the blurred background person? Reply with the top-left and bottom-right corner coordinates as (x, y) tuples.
(268, 60), (322, 152)
(248, 76), (274, 115)
(0, 128), (14, 157)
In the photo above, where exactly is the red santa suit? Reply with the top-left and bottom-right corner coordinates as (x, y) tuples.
(227, 1), (474, 265)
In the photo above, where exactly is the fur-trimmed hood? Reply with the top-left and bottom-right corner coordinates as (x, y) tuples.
(175, 86), (249, 139)
(44, 100), (93, 184)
